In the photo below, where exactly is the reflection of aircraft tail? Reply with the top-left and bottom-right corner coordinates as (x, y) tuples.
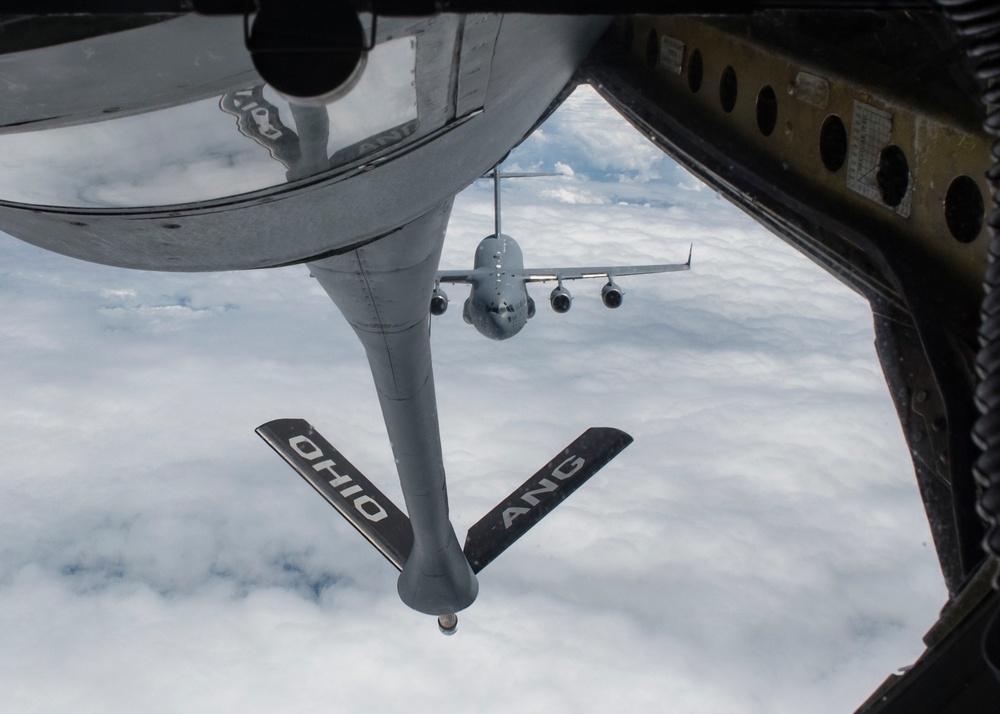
(257, 418), (632, 632)
(220, 85), (302, 169)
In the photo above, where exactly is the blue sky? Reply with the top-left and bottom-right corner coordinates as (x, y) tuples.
(0, 85), (945, 713)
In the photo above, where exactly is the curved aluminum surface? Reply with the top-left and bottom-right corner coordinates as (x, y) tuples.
(0, 14), (610, 271)
(0, 36), (418, 208)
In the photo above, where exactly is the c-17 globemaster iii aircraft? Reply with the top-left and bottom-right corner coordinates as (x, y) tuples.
(431, 169), (692, 340)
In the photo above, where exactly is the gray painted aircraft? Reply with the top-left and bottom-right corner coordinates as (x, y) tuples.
(0, 10), (625, 636)
(0, 7), (691, 637)
(4, 5), (1000, 706)
(431, 169), (692, 340)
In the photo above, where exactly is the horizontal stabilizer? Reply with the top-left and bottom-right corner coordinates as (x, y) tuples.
(256, 418), (414, 570)
(463, 427), (633, 573)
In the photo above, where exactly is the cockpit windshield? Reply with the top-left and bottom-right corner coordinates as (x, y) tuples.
(486, 302), (518, 314)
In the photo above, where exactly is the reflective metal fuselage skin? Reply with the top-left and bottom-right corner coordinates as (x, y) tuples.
(0, 14), (609, 272)
(465, 234), (531, 340)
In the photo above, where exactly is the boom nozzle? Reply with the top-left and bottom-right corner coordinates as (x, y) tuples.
(437, 613), (459, 636)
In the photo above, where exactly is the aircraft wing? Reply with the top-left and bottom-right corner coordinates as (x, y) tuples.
(519, 244), (691, 282)
(436, 270), (476, 284)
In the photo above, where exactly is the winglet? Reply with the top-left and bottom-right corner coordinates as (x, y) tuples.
(685, 243), (693, 268)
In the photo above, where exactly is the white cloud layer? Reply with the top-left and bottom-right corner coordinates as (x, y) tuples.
(0, 86), (945, 713)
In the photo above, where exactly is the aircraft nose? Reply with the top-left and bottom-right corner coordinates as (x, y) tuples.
(491, 311), (514, 332)
(481, 313), (504, 336)
(474, 310), (512, 340)
(490, 309), (527, 340)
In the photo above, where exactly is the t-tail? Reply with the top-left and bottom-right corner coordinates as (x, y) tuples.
(256, 419), (633, 634)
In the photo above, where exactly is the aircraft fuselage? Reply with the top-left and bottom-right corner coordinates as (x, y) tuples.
(463, 234), (532, 340)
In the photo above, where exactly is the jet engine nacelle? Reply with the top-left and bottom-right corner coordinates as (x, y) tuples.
(550, 285), (572, 313)
(601, 281), (624, 309)
(430, 287), (449, 316)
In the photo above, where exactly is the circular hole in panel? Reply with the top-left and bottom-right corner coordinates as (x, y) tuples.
(687, 48), (703, 93)
(876, 145), (909, 208)
(819, 114), (848, 172)
(719, 65), (738, 113)
(755, 85), (777, 136)
(645, 29), (659, 68)
(250, 3), (365, 101)
(945, 175), (984, 243)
